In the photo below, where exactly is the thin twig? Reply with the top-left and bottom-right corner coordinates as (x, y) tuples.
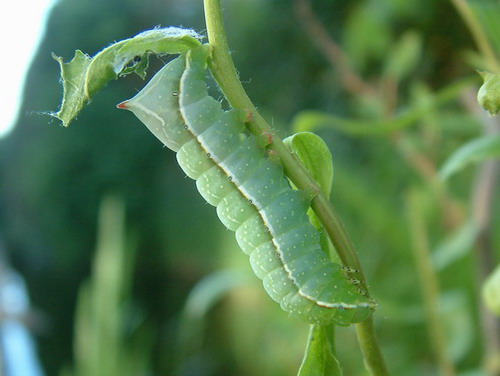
(294, 0), (376, 97)
(294, 0), (463, 231)
(474, 156), (500, 374)
(406, 190), (457, 376)
(462, 90), (500, 373)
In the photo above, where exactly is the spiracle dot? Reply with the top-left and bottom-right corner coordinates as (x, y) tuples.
(172, 91), (179, 97)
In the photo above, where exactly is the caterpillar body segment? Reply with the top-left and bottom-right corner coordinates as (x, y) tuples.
(119, 46), (375, 326)
(117, 55), (191, 152)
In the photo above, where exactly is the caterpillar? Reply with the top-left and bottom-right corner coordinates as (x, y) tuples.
(118, 45), (375, 326)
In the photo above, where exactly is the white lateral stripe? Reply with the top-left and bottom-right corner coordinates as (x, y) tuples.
(129, 102), (166, 127)
(178, 60), (372, 312)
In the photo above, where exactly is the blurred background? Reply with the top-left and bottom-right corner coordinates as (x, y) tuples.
(0, 0), (499, 375)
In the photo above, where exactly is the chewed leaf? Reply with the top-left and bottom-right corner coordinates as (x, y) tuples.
(52, 27), (202, 127)
(439, 135), (500, 180)
(298, 325), (342, 376)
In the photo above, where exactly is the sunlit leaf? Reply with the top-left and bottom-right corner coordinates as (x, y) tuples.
(283, 132), (333, 198)
(477, 71), (500, 115)
(483, 264), (500, 316)
(284, 132), (333, 231)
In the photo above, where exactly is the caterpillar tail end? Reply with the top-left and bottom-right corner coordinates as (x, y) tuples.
(116, 100), (129, 109)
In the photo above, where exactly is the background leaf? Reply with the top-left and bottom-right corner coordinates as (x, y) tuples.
(432, 220), (479, 270)
(383, 30), (422, 82)
(291, 78), (474, 135)
(483, 265), (500, 316)
(440, 135), (500, 180)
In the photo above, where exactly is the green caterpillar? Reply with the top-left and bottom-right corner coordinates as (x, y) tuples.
(118, 46), (375, 326)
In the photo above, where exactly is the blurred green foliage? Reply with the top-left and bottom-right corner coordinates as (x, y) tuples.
(0, 0), (499, 375)
(61, 196), (151, 376)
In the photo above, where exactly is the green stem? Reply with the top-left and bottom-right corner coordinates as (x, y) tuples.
(406, 189), (456, 376)
(449, 0), (500, 72)
(355, 317), (390, 376)
(203, 0), (362, 282)
(203, 1), (389, 374)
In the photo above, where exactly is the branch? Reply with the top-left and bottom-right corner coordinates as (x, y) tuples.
(294, 0), (376, 97)
(406, 190), (457, 376)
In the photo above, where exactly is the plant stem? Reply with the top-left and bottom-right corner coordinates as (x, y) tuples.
(203, 1), (389, 374)
(406, 189), (456, 376)
(203, 0), (363, 286)
(450, 0), (500, 367)
(355, 317), (390, 376)
(294, 0), (375, 97)
(464, 93), (500, 373)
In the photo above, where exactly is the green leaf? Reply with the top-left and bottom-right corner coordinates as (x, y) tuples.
(343, 4), (391, 71)
(440, 291), (475, 362)
(477, 71), (500, 116)
(383, 31), (422, 82)
(483, 264), (500, 316)
(183, 270), (248, 319)
(176, 270), (250, 363)
(283, 132), (333, 198)
(284, 132), (334, 231)
(52, 27), (202, 127)
(298, 325), (342, 376)
(432, 220), (479, 270)
(439, 135), (500, 180)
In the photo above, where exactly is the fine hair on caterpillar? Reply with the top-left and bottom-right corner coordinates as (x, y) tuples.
(118, 45), (375, 326)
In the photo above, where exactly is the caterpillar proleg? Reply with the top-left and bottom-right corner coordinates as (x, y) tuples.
(118, 46), (375, 326)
